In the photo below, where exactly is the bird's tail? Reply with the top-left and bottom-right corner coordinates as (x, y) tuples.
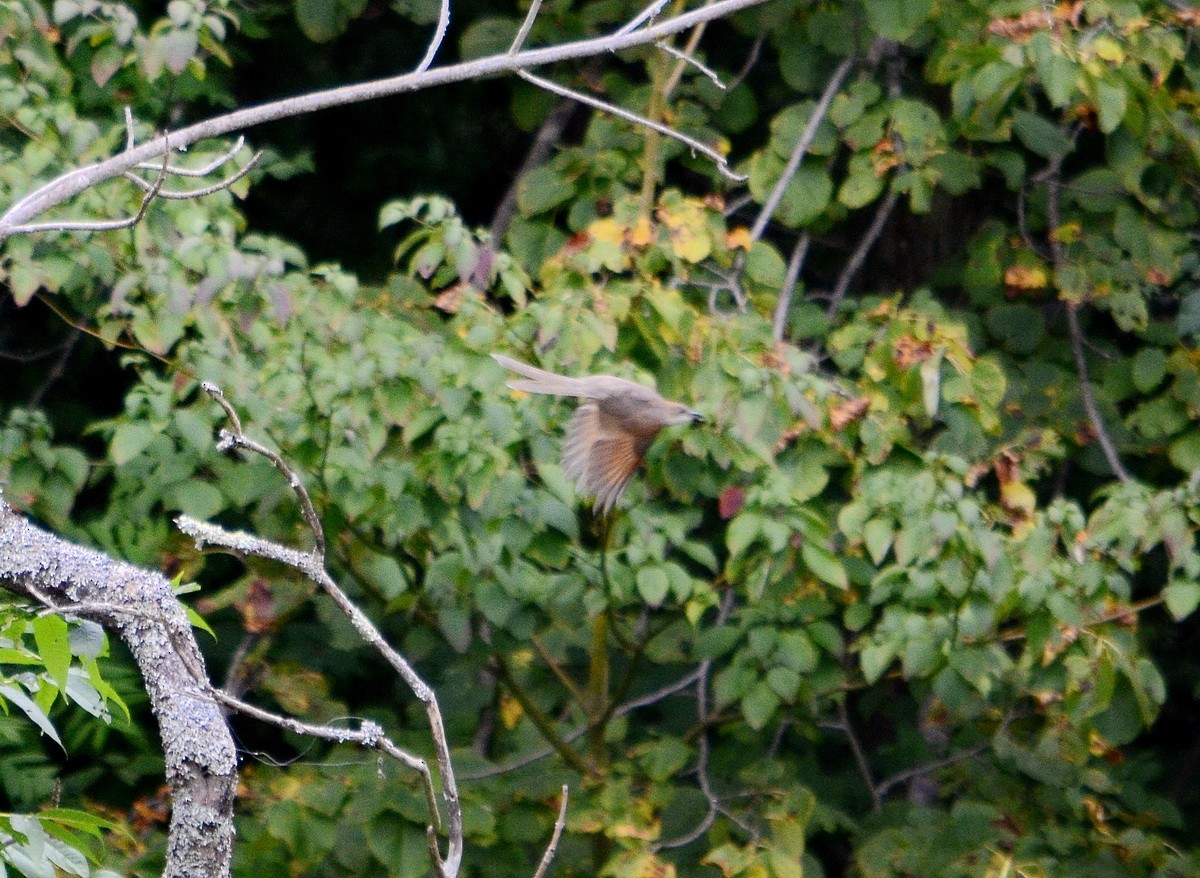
(492, 353), (592, 397)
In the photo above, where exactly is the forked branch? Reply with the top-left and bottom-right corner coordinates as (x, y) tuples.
(0, 0), (771, 240)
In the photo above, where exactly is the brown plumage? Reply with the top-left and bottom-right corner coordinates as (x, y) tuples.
(493, 353), (703, 515)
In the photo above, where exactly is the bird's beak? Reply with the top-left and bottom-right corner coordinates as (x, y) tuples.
(688, 410), (706, 424)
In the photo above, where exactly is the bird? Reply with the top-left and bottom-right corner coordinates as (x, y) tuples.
(492, 353), (704, 515)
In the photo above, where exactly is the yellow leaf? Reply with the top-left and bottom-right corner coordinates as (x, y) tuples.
(499, 691), (523, 729)
(589, 217), (625, 245)
(1004, 264), (1048, 290)
(725, 227), (753, 250)
(1091, 35), (1125, 63)
(628, 216), (655, 247)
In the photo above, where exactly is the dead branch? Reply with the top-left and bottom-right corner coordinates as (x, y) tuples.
(0, 0), (771, 240)
(517, 70), (744, 181)
(825, 187), (899, 318)
(180, 383), (465, 875)
(1043, 160), (1132, 483)
(772, 232), (809, 342)
(748, 56), (854, 242)
(0, 493), (237, 878)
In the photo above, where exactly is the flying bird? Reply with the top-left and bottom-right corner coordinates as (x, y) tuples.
(493, 353), (704, 515)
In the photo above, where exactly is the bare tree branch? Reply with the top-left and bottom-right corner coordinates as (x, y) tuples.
(6, 144), (170, 235)
(772, 232), (809, 342)
(617, 0), (673, 36)
(873, 743), (989, 801)
(416, 0), (452, 73)
(661, 2), (716, 99)
(821, 699), (880, 811)
(180, 385), (467, 876)
(1043, 160), (1132, 484)
(0, 0), (771, 239)
(825, 187), (898, 318)
(531, 786), (570, 878)
(509, 0), (547, 54)
(748, 56), (854, 242)
(658, 40), (725, 92)
(121, 151), (263, 200)
(211, 688), (444, 825)
(134, 135), (247, 176)
(517, 70), (744, 181)
(0, 495), (237, 878)
(651, 590), (735, 851)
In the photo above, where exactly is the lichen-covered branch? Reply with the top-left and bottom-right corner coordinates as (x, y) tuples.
(0, 494), (237, 878)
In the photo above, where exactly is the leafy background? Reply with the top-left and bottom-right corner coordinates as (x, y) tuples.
(2, 0), (1200, 876)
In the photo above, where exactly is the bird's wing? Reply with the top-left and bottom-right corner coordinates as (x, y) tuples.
(564, 402), (648, 515)
(492, 353), (647, 399)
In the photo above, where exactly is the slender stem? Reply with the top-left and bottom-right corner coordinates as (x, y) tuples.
(491, 655), (596, 777)
(1, 0), (771, 236)
(1043, 158), (1131, 483)
(825, 188), (898, 318)
(772, 233), (809, 342)
(749, 56), (853, 242)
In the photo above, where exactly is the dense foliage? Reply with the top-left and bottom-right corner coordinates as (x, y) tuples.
(3, 0), (1200, 876)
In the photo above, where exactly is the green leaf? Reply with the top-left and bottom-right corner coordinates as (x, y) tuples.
(636, 566), (670, 607)
(458, 16), (517, 60)
(1169, 430), (1200, 473)
(1130, 347), (1167, 393)
(1029, 32), (1077, 107)
(186, 606), (217, 639)
(516, 164), (576, 216)
(1011, 110), (1072, 160)
(109, 422), (157, 466)
(860, 641), (894, 684)
(802, 542), (848, 590)
(1165, 580), (1200, 621)
(766, 666), (801, 700)
(741, 680), (780, 730)
(0, 684), (63, 749)
(864, 0), (932, 40)
(862, 518), (894, 565)
(32, 615), (71, 691)
(1095, 79), (1128, 134)
(838, 154), (885, 208)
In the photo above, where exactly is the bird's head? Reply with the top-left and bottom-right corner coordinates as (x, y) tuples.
(661, 402), (705, 426)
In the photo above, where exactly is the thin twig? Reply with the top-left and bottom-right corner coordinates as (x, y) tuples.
(831, 699), (880, 811)
(616, 0), (672, 35)
(772, 233), (809, 342)
(201, 382), (325, 558)
(26, 327), (80, 407)
(661, 3), (712, 99)
(531, 786), (569, 878)
(1, 0), (772, 238)
(184, 388), (466, 876)
(873, 743), (989, 801)
(658, 39), (724, 93)
(825, 188), (899, 318)
(7, 143), (170, 235)
(509, 0), (546, 53)
(121, 151), (263, 200)
(650, 590), (735, 851)
(726, 33), (764, 91)
(134, 136), (247, 176)
(517, 70), (744, 181)
(748, 56), (854, 242)
(461, 665), (705, 780)
(1065, 305), (1132, 482)
(1043, 160), (1131, 483)
(415, 0), (451, 73)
